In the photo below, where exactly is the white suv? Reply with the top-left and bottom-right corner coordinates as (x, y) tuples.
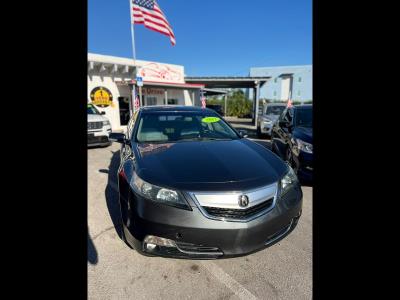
(87, 104), (112, 147)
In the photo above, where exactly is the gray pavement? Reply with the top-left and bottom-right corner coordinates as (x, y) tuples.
(88, 140), (312, 300)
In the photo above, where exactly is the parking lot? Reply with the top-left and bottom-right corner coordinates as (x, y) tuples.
(88, 138), (312, 300)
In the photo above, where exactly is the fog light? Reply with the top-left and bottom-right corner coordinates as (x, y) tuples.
(143, 235), (177, 249)
(146, 243), (157, 251)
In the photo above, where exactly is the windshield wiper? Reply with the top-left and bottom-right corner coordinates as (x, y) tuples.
(175, 137), (234, 142)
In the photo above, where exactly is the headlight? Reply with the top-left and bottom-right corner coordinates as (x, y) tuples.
(296, 139), (313, 154)
(103, 120), (110, 126)
(280, 166), (298, 196)
(131, 173), (190, 210)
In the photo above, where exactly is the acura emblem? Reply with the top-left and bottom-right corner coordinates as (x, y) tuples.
(238, 195), (249, 207)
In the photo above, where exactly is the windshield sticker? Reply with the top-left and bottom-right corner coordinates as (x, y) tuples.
(201, 117), (220, 123)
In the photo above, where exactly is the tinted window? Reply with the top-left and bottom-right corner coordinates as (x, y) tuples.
(127, 111), (138, 139)
(283, 109), (293, 123)
(295, 108), (312, 127)
(279, 108), (287, 121)
(265, 105), (285, 115)
(135, 112), (239, 143)
(87, 104), (100, 115)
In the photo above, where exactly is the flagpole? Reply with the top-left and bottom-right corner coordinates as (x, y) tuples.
(129, 0), (137, 63)
(129, 0), (137, 116)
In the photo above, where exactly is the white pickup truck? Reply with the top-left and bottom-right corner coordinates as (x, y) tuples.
(87, 103), (112, 147)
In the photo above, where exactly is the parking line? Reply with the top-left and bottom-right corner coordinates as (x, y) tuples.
(107, 179), (258, 300)
(201, 261), (258, 300)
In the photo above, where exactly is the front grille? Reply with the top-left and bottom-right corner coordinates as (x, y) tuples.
(88, 121), (103, 130)
(203, 198), (274, 220)
(176, 242), (221, 254)
(87, 135), (109, 144)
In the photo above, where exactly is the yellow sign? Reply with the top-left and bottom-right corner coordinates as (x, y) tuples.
(202, 117), (221, 123)
(90, 87), (114, 108)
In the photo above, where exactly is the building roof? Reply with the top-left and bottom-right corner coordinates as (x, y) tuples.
(88, 53), (183, 69)
(185, 76), (270, 88)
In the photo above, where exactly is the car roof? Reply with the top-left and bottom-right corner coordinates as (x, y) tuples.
(293, 104), (312, 109)
(266, 103), (286, 106)
(140, 105), (215, 113)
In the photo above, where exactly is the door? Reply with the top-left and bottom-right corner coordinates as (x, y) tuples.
(118, 97), (130, 126)
(274, 108), (293, 159)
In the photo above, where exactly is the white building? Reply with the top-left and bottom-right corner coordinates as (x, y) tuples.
(88, 53), (204, 132)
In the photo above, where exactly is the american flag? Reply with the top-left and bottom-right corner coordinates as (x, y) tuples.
(201, 96), (206, 108)
(132, 0), (176, 46)
(134, 94), (140, 110)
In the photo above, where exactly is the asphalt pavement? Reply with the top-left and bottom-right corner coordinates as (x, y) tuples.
(88, 140), (312, 300)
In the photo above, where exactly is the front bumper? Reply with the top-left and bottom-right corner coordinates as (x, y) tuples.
(122, 184), (302, 259)
(88, 126), (111, 147)
(260, 122), (273, 134)
(294, 151), (313, 183)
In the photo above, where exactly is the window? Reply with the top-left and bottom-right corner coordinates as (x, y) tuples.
(87, 104), (101, 115)
(135, 112), (239, 143)
(127, 110), (138, 139)
(279, 108), (287, 122)
(266, 105), (285, 116)
(168, 99), (178, 105)
(274, 78), (278, 83)
(298, 77), (302, 82)
(146, 97), (157, 106)
(297, 90), (301, 96)
(295, 108), (312, 127)
(273, 91), (277, 96)
(283, 109), (293, 124)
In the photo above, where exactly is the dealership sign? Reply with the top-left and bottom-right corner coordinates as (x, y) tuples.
(90, 87), (114, 107)
(137, 62), (184, 84)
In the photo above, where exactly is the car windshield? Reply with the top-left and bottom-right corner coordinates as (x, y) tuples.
(266, 106), (285, 115)
(135, 112), (240, 143)
(295, 108), (312, 127)
(87, 104), (100, 115)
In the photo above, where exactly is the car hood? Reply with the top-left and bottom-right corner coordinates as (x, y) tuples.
(88, 114), (108, 122)
(293, 127), (313, 144)
(262, 114), (280, 122)
(133, 139), (287, 191)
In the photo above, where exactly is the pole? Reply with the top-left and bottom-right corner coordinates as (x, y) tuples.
(139, 86), (143, 107)
(129, 0), (137, 116)
(224, 94), (227, 116)
(129, 0), (136, 63)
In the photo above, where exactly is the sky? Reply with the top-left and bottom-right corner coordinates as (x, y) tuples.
(88, 0), (312, 76)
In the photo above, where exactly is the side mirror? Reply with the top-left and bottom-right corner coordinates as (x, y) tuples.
(238, 130), (248, 138)
(101, 111), (106, 115)
(109, 132), (129, 144)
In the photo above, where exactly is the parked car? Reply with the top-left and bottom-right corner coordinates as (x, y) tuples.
(271, 105), (313, 183)
(109, 106), (302, 259)
(206, 104), (224, 116)
(257, 103), (287, 138)
(87, 103), (112, 147)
